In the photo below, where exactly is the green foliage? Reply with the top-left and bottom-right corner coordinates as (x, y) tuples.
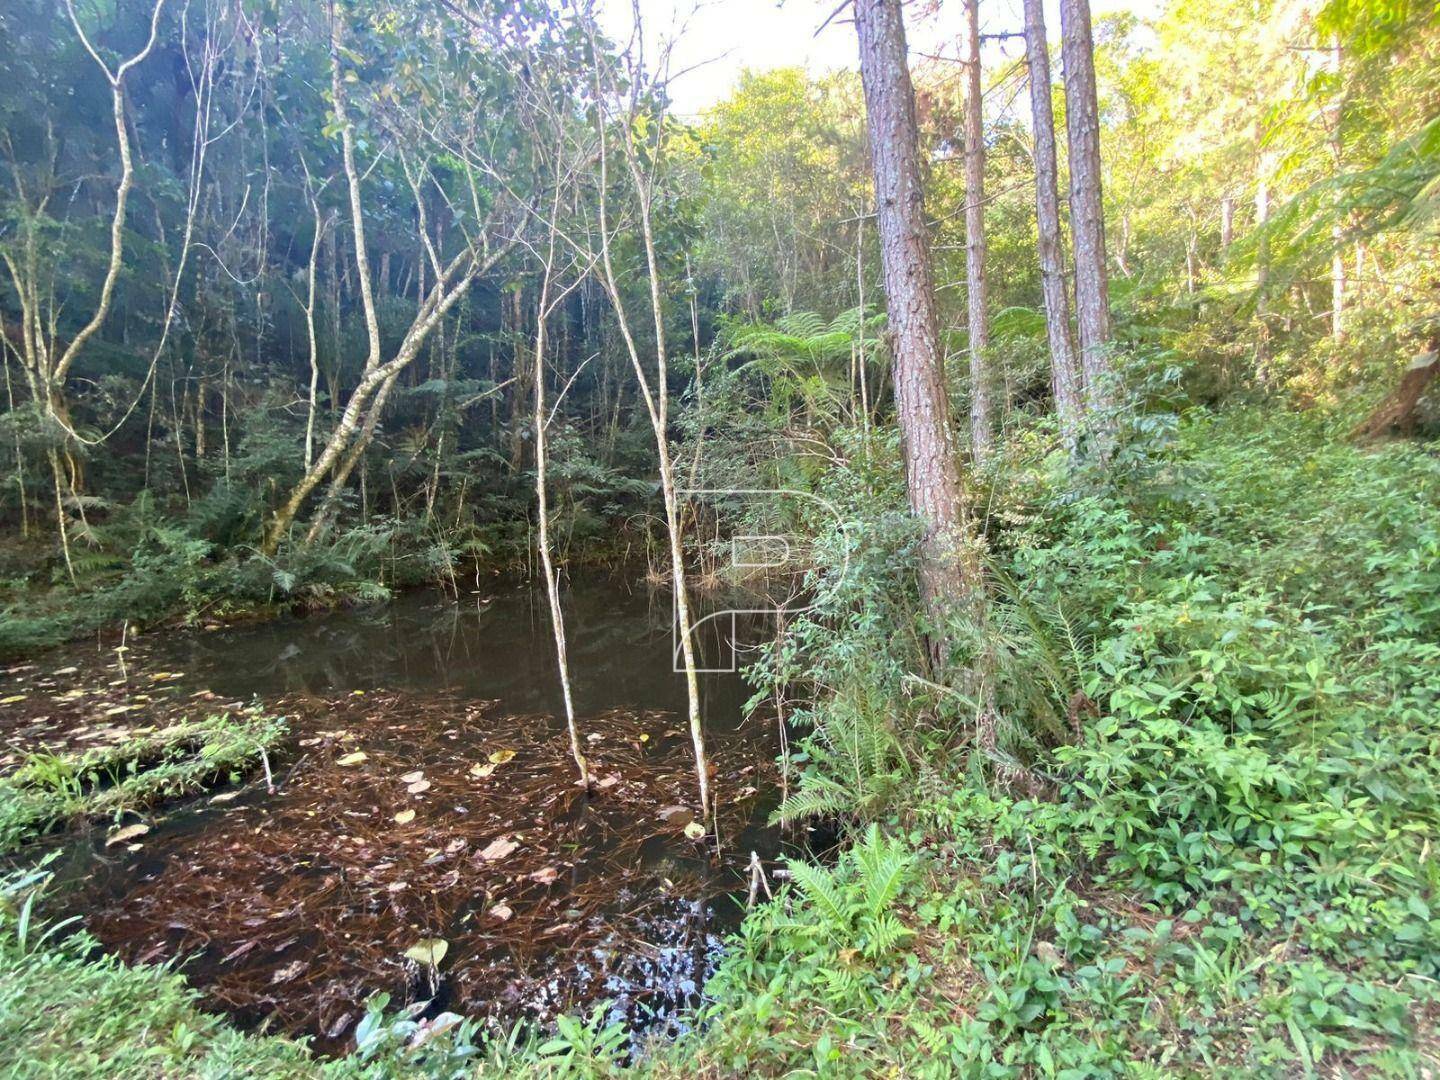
(666, 405), (1440, 1077)
(0, 709), (286, 852)
(672, 825), (922, 1076)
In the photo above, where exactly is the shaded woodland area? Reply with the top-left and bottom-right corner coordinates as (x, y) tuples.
(1, 0), (1439, 1075)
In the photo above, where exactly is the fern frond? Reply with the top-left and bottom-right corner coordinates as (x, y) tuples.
(787, 860), (851, 929)
(774, 778), (853, 824)
(855, 826), (912, 918)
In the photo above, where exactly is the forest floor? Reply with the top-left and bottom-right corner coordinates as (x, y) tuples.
(2, 404), (1439, 1077)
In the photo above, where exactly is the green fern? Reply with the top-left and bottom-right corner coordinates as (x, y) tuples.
(775, 684), (910, 825)
(853, 823), (910, 918)
(787, 860), (850, 928)
(776, 823), (918, 961)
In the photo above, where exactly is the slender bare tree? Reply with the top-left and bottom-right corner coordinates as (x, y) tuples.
(261, 6), (514, 553)
(1, 0), (219, 579)
(1327, 39), (1347, 343)
(583, 15), (713, 821)
(295, 166), (334, 473)
(532, 185), (591, 790)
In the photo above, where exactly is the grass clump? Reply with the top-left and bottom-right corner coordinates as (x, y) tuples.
(0, 709), (286, 852)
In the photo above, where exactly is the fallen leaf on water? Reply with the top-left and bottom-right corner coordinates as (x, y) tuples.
(394, 809), (416, 825)
(469, 762), (496, 778)
(410, 1012), (463, 1048)
(327, 1012), (356, 1041)
(403, 938), (448, 966)
(106, 823), (150, 846)
(530, 866), (560, 885)
(490, 903), (513, 921)
(399, 770), (425, 784)
(478, 836), (518, 861)
(271, 960), (307, 984)
(407, 779), (432, 795)
(219, 939), (260, 964)
(487, 748), (516, 765)
(336, 751), (368, 766)
(684, 822), (706, 840)
(658, 805), (694, 828)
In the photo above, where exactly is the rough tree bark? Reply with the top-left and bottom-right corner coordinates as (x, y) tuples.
(1022, 0), (1083, 451)
(509, 286), (530, 472)
(962, 0), (992, 461)
(1060, 0), (1114, 414)
(854, 0), (980, 659)
(1351, 344), (1439, 441)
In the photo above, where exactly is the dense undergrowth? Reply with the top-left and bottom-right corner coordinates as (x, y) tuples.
(0, 491), (652, 659)
(0, 399), (660, 659)
(649, 404), (1440, 1077)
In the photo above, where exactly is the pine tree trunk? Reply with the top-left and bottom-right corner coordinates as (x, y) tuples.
(1060, 0), (1113, 413)
(1023, 0), (1083, 451)
(962, 0), (992, 462)
(854, 0), (978, 656)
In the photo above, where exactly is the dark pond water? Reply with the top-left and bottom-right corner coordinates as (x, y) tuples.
(22, 575), (791, 1052)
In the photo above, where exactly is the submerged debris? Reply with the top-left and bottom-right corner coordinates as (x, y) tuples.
(52, 688), (781, 1051)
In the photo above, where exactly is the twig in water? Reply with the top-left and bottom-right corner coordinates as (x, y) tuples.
(260, 745), (276, 794)
(746, 850), (773, 909)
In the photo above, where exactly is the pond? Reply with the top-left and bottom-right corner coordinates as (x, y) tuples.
(7, 575), (793, 1053)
